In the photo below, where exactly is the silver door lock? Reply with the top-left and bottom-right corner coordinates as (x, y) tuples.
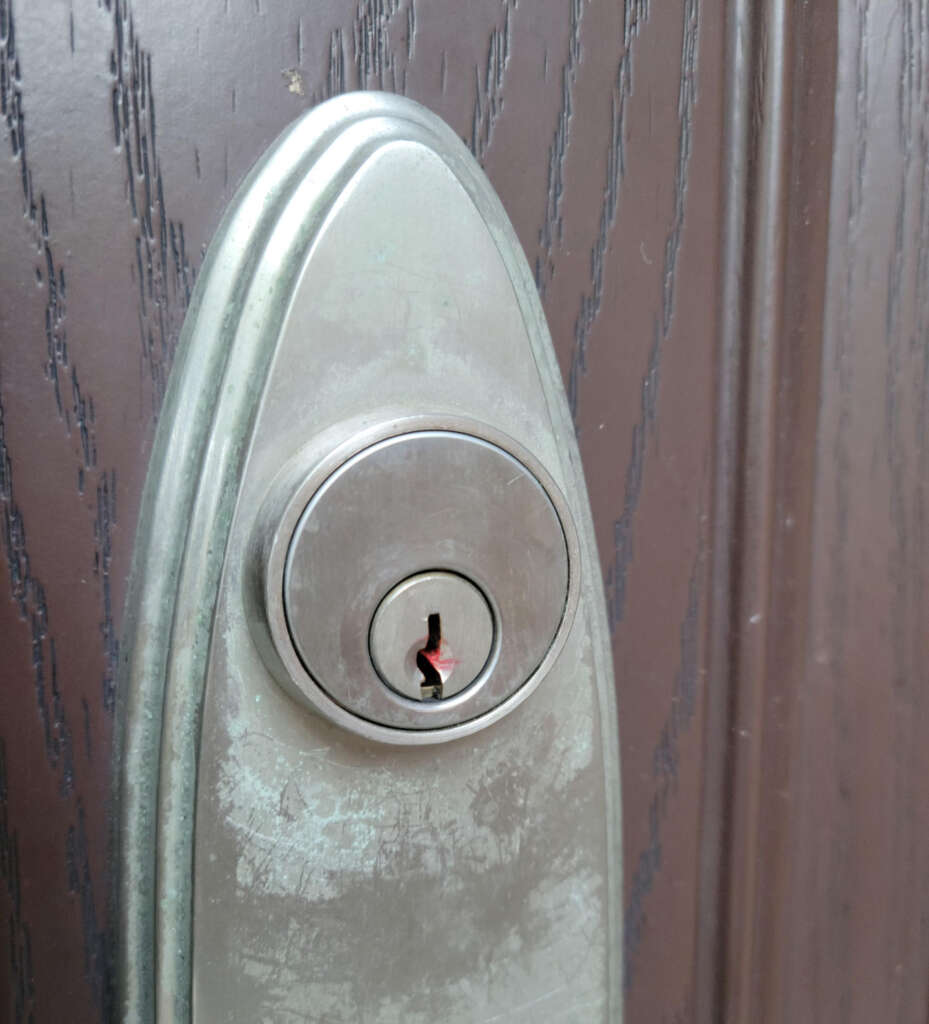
(118, 92), (622, 1023)
(258, 425), (577, 740)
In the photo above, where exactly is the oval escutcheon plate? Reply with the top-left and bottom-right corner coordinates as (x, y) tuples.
(116, 93), (622, 1023)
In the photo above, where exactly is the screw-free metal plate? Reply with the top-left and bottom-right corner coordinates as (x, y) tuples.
(117, 93), (622, 1024)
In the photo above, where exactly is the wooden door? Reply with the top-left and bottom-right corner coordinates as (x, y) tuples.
(1, 1), (926, 1021)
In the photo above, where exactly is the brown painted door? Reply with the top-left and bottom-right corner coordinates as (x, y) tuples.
(1, 1), (927, 1021)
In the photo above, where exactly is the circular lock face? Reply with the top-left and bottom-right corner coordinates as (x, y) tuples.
(263, 426), (578, 738)
(368, 571), (496, 701)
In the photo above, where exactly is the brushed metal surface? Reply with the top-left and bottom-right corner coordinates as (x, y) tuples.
(277, 429), (570, 733)
(116, 93), (622, 1022)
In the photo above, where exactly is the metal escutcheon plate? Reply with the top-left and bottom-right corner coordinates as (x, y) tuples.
(116, 93), (623, 1024)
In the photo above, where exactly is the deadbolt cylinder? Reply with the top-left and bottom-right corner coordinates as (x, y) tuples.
(263, 426), (576, 735)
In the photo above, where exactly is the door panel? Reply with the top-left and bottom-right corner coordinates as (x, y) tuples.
(1, 1), (714, 1019)
(3, 1), (926, 1022)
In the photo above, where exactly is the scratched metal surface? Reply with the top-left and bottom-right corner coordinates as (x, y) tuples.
(0, 1), (724, 1021)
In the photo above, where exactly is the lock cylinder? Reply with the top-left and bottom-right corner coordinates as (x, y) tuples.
(368, 571), (496, 702)
(256, 423), (579, 742)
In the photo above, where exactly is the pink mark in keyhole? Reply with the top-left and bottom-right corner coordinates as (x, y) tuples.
(416, 613), (460, 694)
(420, 646), (461, 683)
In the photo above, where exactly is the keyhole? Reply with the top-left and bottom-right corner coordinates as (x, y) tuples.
(416, 612), (443, 700)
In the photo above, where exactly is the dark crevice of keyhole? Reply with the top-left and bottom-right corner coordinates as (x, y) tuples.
(417, 612), (443, 699)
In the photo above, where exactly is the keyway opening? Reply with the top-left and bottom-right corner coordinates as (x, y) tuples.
(416, 612), (444, 699)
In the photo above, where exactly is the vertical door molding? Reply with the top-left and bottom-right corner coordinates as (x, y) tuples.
(702, 0), (929, 1020)
(699, 1), (840, 1021)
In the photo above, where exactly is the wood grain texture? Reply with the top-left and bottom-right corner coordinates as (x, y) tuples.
(711, 2), (929, 1023)
(779, 1), (929, 1019)
(710, 2), (842, 1021)
(0, 0), (721, 1021)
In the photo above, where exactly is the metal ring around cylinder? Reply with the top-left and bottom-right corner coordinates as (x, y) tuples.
(256, 417), (581, 742)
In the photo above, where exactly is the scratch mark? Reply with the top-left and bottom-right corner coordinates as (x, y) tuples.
(535, 0), (584, 295)
(64, 801), (110, 1014)
(352, 0), (407, 92)
(479, 983), (570, 1022)
(565, 0), (650, 414)
(108, 0), (193, 414)
(326, 27), (346, 98)
(0, 738), (36, 1023)
(470, 2), (512, 164)
(623, 547), (702, 991)
(600, 0), (700, 629)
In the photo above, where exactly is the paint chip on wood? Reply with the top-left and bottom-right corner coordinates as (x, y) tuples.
(281, 68), (305, 96)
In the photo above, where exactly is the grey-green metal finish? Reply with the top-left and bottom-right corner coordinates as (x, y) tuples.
(116, 93), (623, 1023)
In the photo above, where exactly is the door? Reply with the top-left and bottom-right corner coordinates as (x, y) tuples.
(1, 2), (927, 1022)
